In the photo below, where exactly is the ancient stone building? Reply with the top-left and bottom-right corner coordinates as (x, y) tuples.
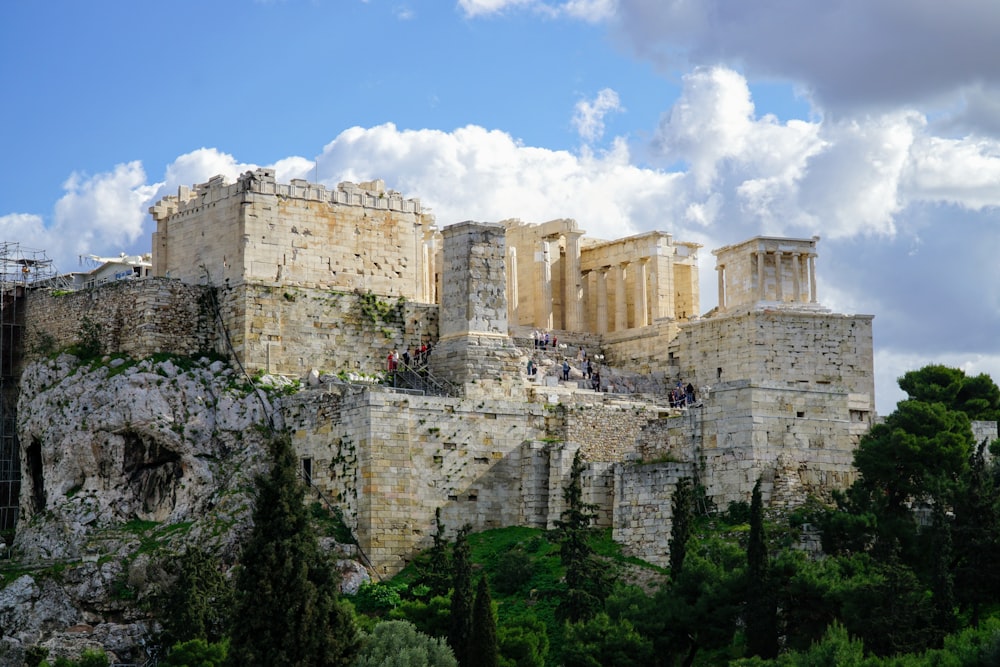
(18, 171), (884, 573)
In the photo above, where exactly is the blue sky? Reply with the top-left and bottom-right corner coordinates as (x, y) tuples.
(3, 0), (1000, 415)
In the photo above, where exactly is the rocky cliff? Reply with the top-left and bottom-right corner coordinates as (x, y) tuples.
(0, 353), (275, 665)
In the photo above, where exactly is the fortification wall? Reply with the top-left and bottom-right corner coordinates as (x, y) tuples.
(612, 461), (696, 567)
(216, 284), (438, 379)
(22, 279), (216, 364)
(601, 319), (682, 375)
(674, 308), (875, 410)
(550, 397), (669, 462)
(151, 173), (438, 302)
(285, 388), (552, 575)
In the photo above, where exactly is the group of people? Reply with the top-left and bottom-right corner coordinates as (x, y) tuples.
(670, 380), (696, 407)
(386, 343), (433, 372)
(532, 330), (558, 349)
(527, 354), (595, 383)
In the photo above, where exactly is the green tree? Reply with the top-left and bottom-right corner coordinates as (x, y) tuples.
(929, 503), (957, 642)
(352, 620), (457, 667)
(554, 450), (610, 623)
(497, 616), (548, 667)
(848, 398), (973, 571)
(48, 651), (110, 667)
(745, 478), (777, 659)
(160, 548), (233, 647)
(770, 550), (844, 653)
(838, 548), (936, 657)
(390, 595), (452, 639)
(448, 525), (474, 667)
(470, 575), (499, 667)
(161, 638), (229, 667)
(226, 433), (360, 667)
(561, 613), (653, 667)
(415, 508), (452, 599)
(898, 364), (1000, 421)
(655, 537), (745, 666)
(952, 438), (1000, 627)
(732, 621), (870, 667)
(853, 399), (972, 518)
(668, 477), (694, 579)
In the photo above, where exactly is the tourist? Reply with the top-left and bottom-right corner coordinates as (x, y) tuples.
(562, 360), (570, 381)
(585, 359), (593, 379)
(591, 371), (601, 392)
(527, 359), (536, 377)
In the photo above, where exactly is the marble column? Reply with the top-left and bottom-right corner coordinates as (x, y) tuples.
(717, 263), (726, 311)
(507, 246), (519, 324)
(596, 268), (609, 334)
(809, 254), (817, 303)
(564, 231), (584, 331)
(614, 263), (627, 331)
(791, 252), (802, 303)
(581, 270), (592, 331)
(632, 259), (649, 327)
(774, 251), (783, 301)
(537, 240), (554, 329)
(756, 251), (765, 301)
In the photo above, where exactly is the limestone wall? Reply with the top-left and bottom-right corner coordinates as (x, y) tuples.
(22, 279), (216, 364)
(612, 461), (695, 567)
(673, 308), (875, 410)
(431, 222), (521, 394)
(286, 388), (550, 575)
(601, 319), (682, 375)
(558, 398), (669, 462)
(216, 284), (438, 379)
(151, 171), (438, 302)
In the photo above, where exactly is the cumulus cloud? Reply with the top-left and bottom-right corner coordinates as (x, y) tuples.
(572, 88), (623, 143)
(458, 0), (613, 22)
(0, 163), (157, 273)
(611, 0), (1000, 121)
(313, 123), (683, 240)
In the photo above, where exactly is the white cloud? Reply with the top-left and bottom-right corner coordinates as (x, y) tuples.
(612, 0), (1000, 119)
(458, 0), (614, 22)
(874, 349), (1000, 417)
(572, 88), (623, 143)
(903, 135), (1000, 209)
(315, 123), (683, 240)
(457, 0), (535, 18)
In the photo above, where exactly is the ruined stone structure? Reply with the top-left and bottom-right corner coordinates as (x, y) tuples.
(17, 170), (884, 573)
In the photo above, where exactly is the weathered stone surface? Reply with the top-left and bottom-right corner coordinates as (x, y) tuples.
(1, 353), (276, 663)
(16, 354), (271, 563)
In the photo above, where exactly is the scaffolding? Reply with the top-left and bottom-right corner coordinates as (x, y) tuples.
(0, 242), (60, 534)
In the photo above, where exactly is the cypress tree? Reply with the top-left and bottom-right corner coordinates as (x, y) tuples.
(226, 433), (359, 667)
(417, 508), (452, 598)
(448, 524), (474, 667)
(554, 450), (607, 623)
(160, 547), (233, 648)
(668, 476), (693, 578)
(470, 574), (499, 667)
(930, 503), (957, 642)
(745, 477), (778, 658)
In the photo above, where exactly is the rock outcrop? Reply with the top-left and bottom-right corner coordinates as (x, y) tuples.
(0, 353), (276, 665)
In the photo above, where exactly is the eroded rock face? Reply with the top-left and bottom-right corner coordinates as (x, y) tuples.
(0, 354), (276, 664)
(15, 354), (273, 562)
